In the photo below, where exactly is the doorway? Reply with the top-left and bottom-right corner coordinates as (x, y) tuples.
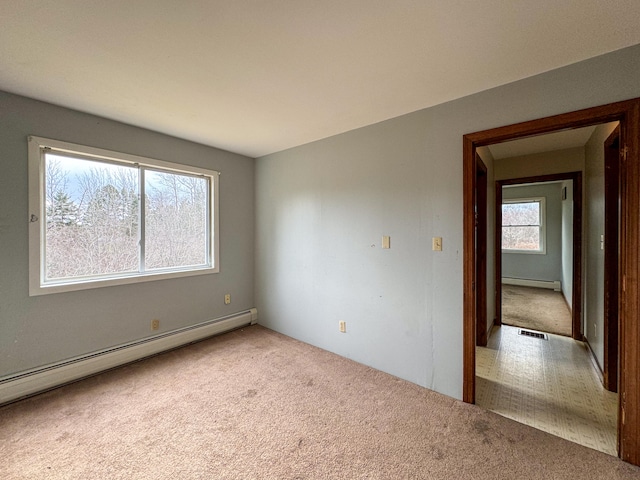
(495, 172), (582, 340)
(479, 164), (618, 454)
(462, 97), (640, 464)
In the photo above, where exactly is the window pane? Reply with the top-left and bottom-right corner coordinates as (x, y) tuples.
(502, 226), (540, 250)
(502, 202), (540, 226)
(145, 170), (208, 270)
(44, 153), (139, 280)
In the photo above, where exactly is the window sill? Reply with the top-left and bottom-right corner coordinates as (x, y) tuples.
(502, 249), (546, 255)
(30, 266), (219, 296)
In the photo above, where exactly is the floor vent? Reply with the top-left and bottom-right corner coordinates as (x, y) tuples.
(518, 329), (548, 340)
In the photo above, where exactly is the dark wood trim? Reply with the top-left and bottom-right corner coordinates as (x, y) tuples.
(464, 99), (634, 147)
(604, 125), (620, 393)
(494, 182), (502, 326)
(462, 97), (640, 465)
(495, 171), (582, 340)
(618, 100), (640, 461)
(475, 155), (488, 347)
(572, 173), (583, 341)
(462, 136), (476, 404)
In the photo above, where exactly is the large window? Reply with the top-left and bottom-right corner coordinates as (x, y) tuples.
(28, 136), (219, 295)
(501, 197), (546, 254)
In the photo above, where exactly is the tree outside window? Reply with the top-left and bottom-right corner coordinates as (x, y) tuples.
(502, 198), (545, 253)
(29, 136), (219, 295)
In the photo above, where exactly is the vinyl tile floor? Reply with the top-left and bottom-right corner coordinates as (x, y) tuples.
(476, 325), (618, 456)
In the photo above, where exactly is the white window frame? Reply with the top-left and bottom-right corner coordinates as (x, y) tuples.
(28, 136), (220, 296)
(501, 197), (546, 255)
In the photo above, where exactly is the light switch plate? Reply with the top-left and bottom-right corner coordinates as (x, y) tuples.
(432, 237), (442, 251)
(382, 236), (391, 249)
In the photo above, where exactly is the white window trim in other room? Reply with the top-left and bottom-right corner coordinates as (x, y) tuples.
(501, 196), (546, 255)
(28, 136), (220, 296)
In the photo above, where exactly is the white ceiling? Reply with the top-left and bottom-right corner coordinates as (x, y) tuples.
(487, 126), (598, 160)
(1, 1), (640, 158)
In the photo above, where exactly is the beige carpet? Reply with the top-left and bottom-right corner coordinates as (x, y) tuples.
(2, 325), (638, 479)
(502, 284), (573, 336)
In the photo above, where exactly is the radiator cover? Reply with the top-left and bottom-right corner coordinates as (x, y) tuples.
(0, 308), (258, 406)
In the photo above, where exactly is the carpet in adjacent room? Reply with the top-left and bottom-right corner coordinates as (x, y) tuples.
(502, 284), (572, 336)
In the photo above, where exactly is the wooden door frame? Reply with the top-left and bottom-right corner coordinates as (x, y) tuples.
(495, 172), (583, 341)
(603, 125), (620, 393)
(463, 97), (640, 464)
(475, 155), (488, 347)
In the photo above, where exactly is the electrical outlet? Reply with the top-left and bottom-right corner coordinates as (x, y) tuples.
(151, 319), (160, 330)
(224, 294), (231, 305)
(339, 321), (346, 333)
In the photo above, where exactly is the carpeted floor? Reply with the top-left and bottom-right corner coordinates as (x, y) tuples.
(2, 325), (638, 479)
(502, 284), (572, 336)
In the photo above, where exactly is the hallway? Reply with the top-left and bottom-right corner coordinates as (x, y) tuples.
(476, 324), (618, 455)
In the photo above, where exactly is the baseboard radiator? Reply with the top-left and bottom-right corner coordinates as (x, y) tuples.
(0, 308), (258, 406)
(502, 277), (561, 291)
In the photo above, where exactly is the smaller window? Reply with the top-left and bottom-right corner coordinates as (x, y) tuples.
(502, 197), (546, 254)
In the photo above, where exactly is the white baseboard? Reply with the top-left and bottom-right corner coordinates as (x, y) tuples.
(0, 308), (258, 406)
(502, 277), (561, 291)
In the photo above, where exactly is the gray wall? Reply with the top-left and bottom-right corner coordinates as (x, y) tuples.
(0, 92), (255, 378)
(502, 183), (563, 283)
(584, 122), (618, 367)
(255, 44), (640, 400)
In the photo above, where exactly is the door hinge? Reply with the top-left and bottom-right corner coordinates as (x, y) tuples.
(621, 145), (629, 162)
(623, 274), (627, 292)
